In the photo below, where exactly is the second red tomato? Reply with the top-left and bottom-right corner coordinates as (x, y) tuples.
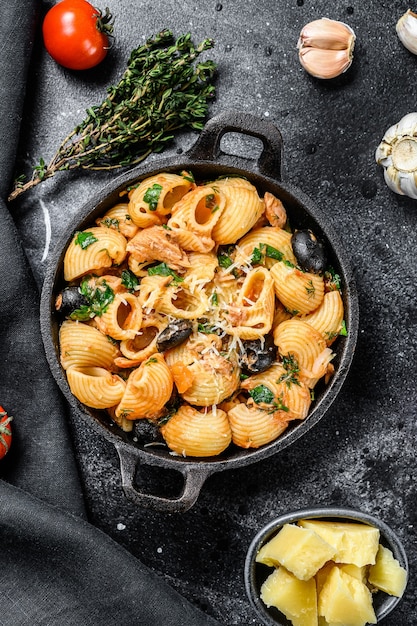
(42, 0), (113, 70)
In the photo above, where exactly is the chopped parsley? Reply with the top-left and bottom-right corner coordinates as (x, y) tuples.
(265, 244), (284, 261)
(217, 251), (233, 269)
(251, 243), (284, 265)
(305, 279), (316, 298)
(121, 269), (139, 292)
(205, 193), (219, 213)
(249, 385), (289, 412)
(143, 183), (163, 211)
(210, 291), (219, 306)
(70, 278), (115, 320)
(182, 171), (195, 183)
(100, 217), (120, 230)
(283, 259), (296, 269)
(324, 266), (342, 291)
(147, 262), (183, 284)
(74, 231), (98, 249)
(249, 384), (275, 405)
(278, 353), (300, 387)
(197, 322), (217, 334)
(339, 320), (348, 336)
(250, 246), (263, 265)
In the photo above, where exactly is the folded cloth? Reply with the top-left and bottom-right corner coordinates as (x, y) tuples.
(0, 2), (220, 624)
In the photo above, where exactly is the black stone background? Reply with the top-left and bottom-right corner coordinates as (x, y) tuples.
(10, 1), (417, 624)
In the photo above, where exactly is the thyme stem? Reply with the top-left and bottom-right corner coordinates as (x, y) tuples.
(8, 30), (216, 201)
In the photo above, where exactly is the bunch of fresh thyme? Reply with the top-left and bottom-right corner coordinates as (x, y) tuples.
(8, 30), (216, 201)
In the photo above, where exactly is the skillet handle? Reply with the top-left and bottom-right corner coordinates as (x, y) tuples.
(115, 443), (212, 513)
(187, 109), (283, 180)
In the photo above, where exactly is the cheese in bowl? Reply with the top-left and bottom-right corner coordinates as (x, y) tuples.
(245, 509), (408, 626)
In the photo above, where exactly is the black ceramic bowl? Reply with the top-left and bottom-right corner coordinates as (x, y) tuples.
(40, 110), (359, 512)
(244, 507), (408, 626)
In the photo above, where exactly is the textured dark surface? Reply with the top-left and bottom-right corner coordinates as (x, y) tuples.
(9, 1), (417, 624)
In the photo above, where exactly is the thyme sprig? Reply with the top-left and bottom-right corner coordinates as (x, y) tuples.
(9, 30), (216, 201)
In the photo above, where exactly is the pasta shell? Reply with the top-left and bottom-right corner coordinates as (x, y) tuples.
(235, 226), (297, 268)
(66, 366), (125, 409)
(128, 173), (193, 227)
(301, 290), (344, 345)
(165, 335), (240, 406)
(161, 405), (231, 457)
(240, 363), (311, 420)
(225, 267), (275, 340)
(60, 320), (120, 370)
(182, 252), (218, 293)
(270, 262), (324, 315)
(157, 285), (209, 320)
(211, 178), (265, 244)
(273, 319), (332, 388)
(167, 184), (226, 253)
(115, 353), (173, 420)
(94, 292), (143, 341)
(64, 227), (127, 281)
(96, 203), (139, 239)
(228, 403), (289, 448)
(116, 314), (168, 367)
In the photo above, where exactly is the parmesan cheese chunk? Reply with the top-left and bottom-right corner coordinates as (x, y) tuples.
(368, 544), (407, 597)
(260, 566), (318, 626)
(256, 523), (336, 580)
(318, 566), (377, 626)
(299, 519), (380, 567)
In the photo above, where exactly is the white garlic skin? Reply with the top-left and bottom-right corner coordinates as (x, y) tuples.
(375, 112), (417, 199)
(297, 18), (356, 79)
(396, 9), (417, 55)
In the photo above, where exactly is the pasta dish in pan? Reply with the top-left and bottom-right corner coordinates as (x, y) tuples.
(56, 171), (346, 457)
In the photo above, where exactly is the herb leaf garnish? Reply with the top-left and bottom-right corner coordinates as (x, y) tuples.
(75, 231), (98, 249)
(143, 183), (163, 211)
(70, 278), (115, 320)
(249, 384), (275, 405)
(121, 269), (140, 292)
(148, 262), (183, 284)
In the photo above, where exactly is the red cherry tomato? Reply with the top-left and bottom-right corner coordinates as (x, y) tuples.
(0, 407), (12, 460)
(42, 0), (114, 70)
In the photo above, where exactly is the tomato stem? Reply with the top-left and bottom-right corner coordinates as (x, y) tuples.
(95, 7), (114, 37)
(0, 412), (13, 454)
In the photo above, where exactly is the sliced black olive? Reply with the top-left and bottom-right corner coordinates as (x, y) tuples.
(156, 320), (193, 352)
(241, 333), (276, 375)
(291, 229), (327, 273)
(55, 286), (88, 317)
(133, 419), (163, 446)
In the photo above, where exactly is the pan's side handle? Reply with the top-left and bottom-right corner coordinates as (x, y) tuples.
(114, 443), (213, 513)
(187, 109), (283, 180)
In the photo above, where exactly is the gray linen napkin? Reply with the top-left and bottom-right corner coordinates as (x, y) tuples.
(0, 2), (220, 624)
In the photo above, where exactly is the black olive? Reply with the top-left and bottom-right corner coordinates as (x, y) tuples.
(241, 333), (276, 375)
(156, 320), (193, 352)
(291, 229), (327, 273)
(55, 286), (88, 317)
(133, 419), (163, 446)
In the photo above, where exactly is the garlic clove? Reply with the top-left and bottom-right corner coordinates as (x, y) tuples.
(376, 112), (417, 198)
(297, 17), (356, 79)
(298, 47), (353, 80)
(298, 17), (355, 51)
(396, 9), (417, 55)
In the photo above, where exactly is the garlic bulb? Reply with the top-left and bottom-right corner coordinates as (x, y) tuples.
(396, 9), (417, 55)
(297, 18), (356, 79)
(375, 112), (417, 199)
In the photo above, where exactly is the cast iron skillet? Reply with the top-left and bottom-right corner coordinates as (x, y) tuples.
(40, 110), (359, 513)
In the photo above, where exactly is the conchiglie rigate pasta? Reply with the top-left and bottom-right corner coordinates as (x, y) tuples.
(56, 170), (346, 457)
